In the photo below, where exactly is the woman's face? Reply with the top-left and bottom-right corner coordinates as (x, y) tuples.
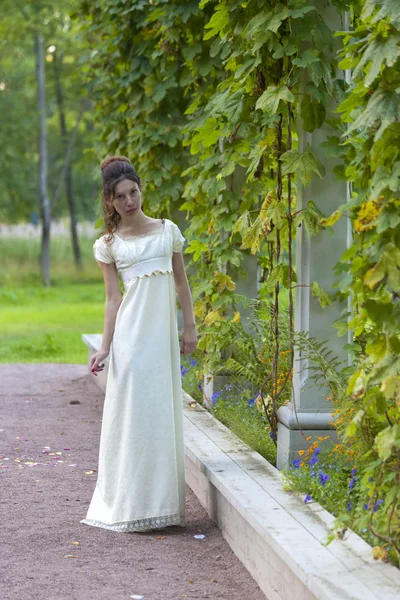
(112, 178), (142, 217)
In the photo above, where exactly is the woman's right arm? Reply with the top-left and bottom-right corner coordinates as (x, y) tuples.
(90, 261), (122, 376)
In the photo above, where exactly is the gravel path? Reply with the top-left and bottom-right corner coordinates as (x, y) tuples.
(0, 364), (265, 600)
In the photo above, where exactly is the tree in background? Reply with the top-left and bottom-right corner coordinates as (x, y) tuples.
(1, 0), (99, 283)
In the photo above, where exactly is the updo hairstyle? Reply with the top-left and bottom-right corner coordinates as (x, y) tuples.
(100, 155), (141, 242)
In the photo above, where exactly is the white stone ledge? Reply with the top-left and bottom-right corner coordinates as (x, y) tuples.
(182, 398), (400, 600)
(82, 334), (400, 600)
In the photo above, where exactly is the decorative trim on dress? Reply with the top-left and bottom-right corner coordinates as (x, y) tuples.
(80, 512), (185, 533)
(115, 218), (166, 240)
(120, 256), (173, 283)
(123, 268), (173, 287)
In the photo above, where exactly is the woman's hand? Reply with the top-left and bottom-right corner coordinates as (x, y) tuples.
(90, 349), (109, 377)
(180, 325), (198, 355)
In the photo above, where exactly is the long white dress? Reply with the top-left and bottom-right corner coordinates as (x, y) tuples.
(80, 218), (187, 533)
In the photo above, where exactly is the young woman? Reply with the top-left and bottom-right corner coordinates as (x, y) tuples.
(80, 155), (197, 533)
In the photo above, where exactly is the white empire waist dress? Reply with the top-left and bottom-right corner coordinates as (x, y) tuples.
(80, 218), (187, 533)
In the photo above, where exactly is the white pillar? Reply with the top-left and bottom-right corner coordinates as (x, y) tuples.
(277, 3), (350, 467)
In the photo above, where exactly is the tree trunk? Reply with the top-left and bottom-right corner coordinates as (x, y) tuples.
(53, 49), (82, 268)
(35, 31), (51, 286)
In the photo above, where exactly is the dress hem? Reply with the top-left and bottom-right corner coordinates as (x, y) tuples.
(80, 513), (185, 533)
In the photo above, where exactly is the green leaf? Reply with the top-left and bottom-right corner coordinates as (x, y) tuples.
(370, 0), (400, 29)
(311, 281), (333, 308)
(300, 94), (326, 132)
(292, 48), (319, 68)
(364, 262), (386, 289)
(333, 317), (349, 338)
(371, 163), (400, 197)
(353, 33), (400, 88)
(320, 209), (342, 227)
(256, 84), (294, 115)
(280, 143), (326, 187)
(243, 5), (289, 39)
(204, 4), (229, 40)
(347, 88), (400, 142)
(191, 118), (222, 151)
(374, 425), (399, 461)
(319, 136), (347, 158)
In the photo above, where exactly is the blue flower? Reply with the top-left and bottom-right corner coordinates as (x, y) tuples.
(269, 431), (277, 440)
(310, 455), (319, 466)
(373, 499), (383, 512)
(191, 359), (197, 366)
(319, 471), (330, 487)
(347, 501), (352, 511)
(363, 503), (369, 510)
(211, 391), (222, 403)
(181, 366), (188, 376)
(349, 477), (356, 490)
(197, 384), (203, 391)
(247, 397), (256, 406)
(304, 494), (312, 504)
(292, 459), (301, 469)
(314, 447), (321, 455)
(351, 467), (357, 477)
(224, 383), (233, 390)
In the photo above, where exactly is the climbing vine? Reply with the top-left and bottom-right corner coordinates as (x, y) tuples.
(322, 0), (400, 559)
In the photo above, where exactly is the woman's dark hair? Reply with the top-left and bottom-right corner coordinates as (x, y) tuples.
(100, 155), (141, 242)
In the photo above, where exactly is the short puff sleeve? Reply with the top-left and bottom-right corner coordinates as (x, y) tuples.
(93, 236), (114, 264)
(171, 221), (186, 253)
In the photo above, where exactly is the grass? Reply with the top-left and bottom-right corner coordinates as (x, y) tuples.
(0, 235), (106, 363)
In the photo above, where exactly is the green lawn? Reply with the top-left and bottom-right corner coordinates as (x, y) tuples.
(0, 235), (106, 363)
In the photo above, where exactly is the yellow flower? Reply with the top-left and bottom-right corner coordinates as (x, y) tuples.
(298, 450), (305, 456)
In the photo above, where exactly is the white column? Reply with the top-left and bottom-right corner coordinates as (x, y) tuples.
(277, 3), (350, 467)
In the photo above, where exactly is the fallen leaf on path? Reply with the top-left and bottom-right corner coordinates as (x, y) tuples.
(211, 578), (217, 582)
(130, 595), (144, 599)
(84, 470), (95, 475)
(70, 541), (80, 546)
(63, 554), (78, 559)
(58, 389), (66, 392)
(188, 578), (193, 584)
(69, 400), (81, 405)
(55, 452), (62, 455)
(155, 535), (166, 540)
(64, 448), (70, 451)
